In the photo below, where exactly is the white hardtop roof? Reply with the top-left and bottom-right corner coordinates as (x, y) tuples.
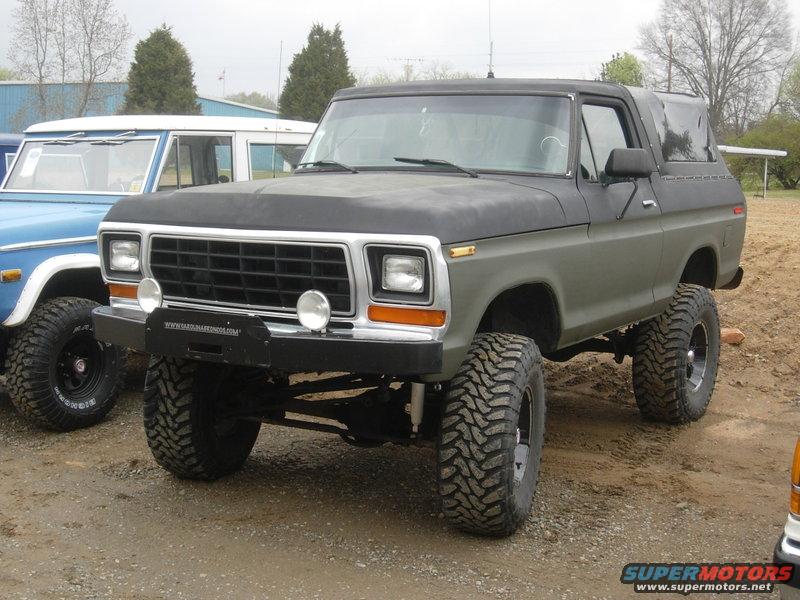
(25, 115), (316, 135)
(718, 145), (787, 158)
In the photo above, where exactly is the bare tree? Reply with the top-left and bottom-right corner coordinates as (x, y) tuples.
(357, 61), (477, 86)
(8, 0), (130, 119)
(640, 0), (794, 136)
(9, 0), (59, 119)
(70, 0), (130, 115)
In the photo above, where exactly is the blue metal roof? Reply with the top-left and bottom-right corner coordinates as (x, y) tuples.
(0, 82), (276, 133)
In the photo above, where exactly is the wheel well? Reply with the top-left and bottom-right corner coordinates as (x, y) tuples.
(39, 268), (108, 305)
(476, 283), (561, 353)
(680, 247), (717, 289)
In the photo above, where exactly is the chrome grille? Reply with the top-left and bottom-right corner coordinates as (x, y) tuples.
(149, 236), (352, 314)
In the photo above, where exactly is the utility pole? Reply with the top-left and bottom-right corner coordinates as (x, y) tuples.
(391, 57), (424, 81)
(666, 34), (673, 92)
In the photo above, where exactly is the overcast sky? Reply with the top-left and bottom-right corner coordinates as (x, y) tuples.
(0, 0), (798, 99)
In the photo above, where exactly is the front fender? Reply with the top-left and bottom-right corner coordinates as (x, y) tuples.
(2, 253), (100, 326)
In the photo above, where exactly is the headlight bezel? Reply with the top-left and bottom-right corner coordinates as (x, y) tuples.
(101, 232), (143, 282)
(365, 245), (432, 305)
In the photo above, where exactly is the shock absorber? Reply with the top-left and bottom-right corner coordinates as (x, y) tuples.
(410, 382), (425, 435)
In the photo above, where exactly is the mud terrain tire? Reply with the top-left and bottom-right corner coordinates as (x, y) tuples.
(143, 356), (261, 480)
(4, 297), (125, 431)
(437, 332), (546, 537)
(633, 284), (721, 424)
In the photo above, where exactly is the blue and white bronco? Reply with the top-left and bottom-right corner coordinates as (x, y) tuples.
(0, 115), (314, 430)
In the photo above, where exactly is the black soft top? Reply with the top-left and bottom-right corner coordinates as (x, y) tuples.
(332, 78), (722, 176)
(333, 78), (632, 100)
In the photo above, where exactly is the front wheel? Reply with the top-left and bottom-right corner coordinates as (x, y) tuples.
(437, 332), (546, 537)
(4, 297), (125, 431)
(143, 356), (262, 480)
(632, 284), (721, 424)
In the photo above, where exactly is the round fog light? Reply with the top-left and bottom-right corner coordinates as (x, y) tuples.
(297, 290), (331, 332)
(137, 278), (163, 314)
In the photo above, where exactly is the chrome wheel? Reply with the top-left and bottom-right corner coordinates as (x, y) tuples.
(514, 386), (534, 484)
(686, 322), (709, 393)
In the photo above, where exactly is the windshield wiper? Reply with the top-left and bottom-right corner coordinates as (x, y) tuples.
(394, 157), (478, 178)
(44, 132), (87, 145)
(90, 131), (137, 145)
(298, 160), (359, 173)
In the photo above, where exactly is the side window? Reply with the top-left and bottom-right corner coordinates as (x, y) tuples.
(157, 135), (233, 191)
(248, 143), (293, 179)
(648, 94), (714, 162)
(5, 152), (14, 171)
(579, 120), (598, 182)
(581, 104), (632, 183)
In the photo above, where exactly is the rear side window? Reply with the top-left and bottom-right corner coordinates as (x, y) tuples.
(649, 94), (714, 163)
(249, 143), (293, 179)
(580, 104), (632, 183)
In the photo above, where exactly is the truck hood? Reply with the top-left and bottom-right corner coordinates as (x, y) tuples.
(0, 200), (109, 248)
(104, 173), (568, 244)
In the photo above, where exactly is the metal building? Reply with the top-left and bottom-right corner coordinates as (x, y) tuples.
(0, 81), (278, 133)
(0, 133), (22, 180)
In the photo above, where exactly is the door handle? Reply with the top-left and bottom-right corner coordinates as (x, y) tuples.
(642, 199), (657, 208)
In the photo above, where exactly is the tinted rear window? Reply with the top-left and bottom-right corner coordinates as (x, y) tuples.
(649, 94), (714, 163)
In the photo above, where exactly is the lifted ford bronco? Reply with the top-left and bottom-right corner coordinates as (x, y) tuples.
(93, 79), (746, 536)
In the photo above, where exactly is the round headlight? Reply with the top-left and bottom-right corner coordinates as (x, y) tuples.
(137, 278), (163, 314)
(297, 290), (331, 332)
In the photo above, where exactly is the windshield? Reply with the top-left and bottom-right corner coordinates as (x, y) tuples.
(300, 94), (572, 175)
(3, 137), (157, 194)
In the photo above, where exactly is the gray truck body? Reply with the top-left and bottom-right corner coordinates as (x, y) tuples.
(92, 79), (745, 381)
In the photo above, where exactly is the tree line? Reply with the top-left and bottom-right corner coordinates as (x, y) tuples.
(3, 0), (799, 189)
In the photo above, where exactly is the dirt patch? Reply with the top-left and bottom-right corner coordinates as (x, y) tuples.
(0, 198), (798, 599)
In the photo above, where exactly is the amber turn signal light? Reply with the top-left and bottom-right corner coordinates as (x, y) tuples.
(792, 488), (800, 517)
(449, 245), (476, 258)
(368, 305), (446, 327)
(790, 439), (800, 516)
(792, 439), (800, 487)
(108, 282), (138, 299)
(0, 269), (22, 283)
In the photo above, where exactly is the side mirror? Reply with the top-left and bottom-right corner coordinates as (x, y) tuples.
(604, 148), (652, 180)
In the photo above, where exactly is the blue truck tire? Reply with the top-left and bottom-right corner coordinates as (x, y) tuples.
(4, 296), (126, 430)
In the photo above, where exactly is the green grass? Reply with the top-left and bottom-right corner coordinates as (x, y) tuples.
(741, 189), (800, 201)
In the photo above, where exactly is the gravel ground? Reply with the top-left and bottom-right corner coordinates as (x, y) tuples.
(0, 197), (798, 599)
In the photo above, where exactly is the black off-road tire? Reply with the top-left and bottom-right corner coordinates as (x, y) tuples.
(633, 284), (721, 424)
(143, 356), (262, 480)
(4, 297), (125, 431)
(437, 332), (546, 537)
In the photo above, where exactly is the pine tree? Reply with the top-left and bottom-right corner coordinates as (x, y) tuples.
(279, 24), (356, 121)
(122, 25), (200, 115)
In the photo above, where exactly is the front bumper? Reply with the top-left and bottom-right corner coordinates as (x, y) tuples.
(774, 535), (800, 593)
(92, 305), (443, 375)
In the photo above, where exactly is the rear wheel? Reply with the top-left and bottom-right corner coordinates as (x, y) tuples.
(4, 297), (125, 431)
(143, 356), (262, 480)
(632, 284), (720, 423)
(437, 332), (546, 536)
